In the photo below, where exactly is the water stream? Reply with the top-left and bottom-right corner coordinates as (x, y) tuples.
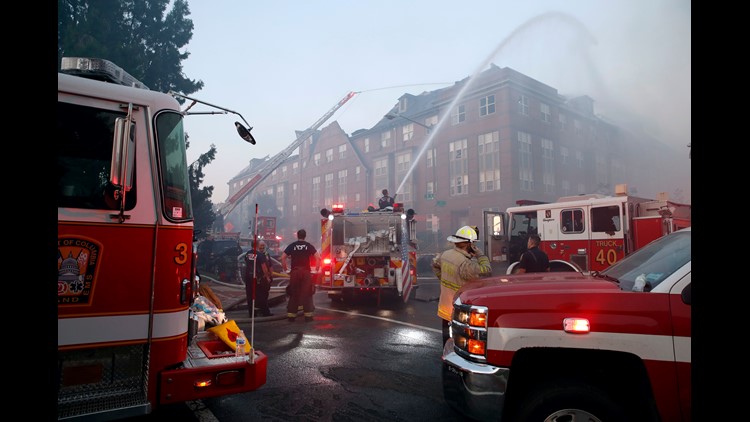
(395, 11), (597, 196)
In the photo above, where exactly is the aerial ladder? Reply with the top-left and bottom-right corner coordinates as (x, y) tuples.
(219, 91), (358, 217)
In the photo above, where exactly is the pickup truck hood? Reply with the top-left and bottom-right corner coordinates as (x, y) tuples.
(456, 272), (621, 301)
(454, 272), (675, 336)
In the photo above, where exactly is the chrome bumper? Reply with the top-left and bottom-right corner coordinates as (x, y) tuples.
(441, 338), (509, 422)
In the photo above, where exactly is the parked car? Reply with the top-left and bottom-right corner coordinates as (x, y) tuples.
(196, 238), (242, 282)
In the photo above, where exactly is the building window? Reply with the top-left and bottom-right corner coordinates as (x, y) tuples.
(312, 176), (321, 211)
(560, 146), (569, 165)
(281, 165), (287, 179)
(559, 113), (567, 131)
(313, 152), (321, 166)
(381, 131), (391, 149)
(292, 204), (297, 217)
(402, 123), (414, 142)
(427, 181), (435, 195)
(480, 95), (495, 116)
(426, 147), (436, 168)
(518, 131), (533, 192)
(478, 131), (500, 192)
(338, 144), (347, 159)
(324, 173), (334, 206)
(396, 152), (411, 173)
(355, 166), (361, 181)
(374, 158), (388, 195)
(364, 138), (370, 153)
(541, 103), (551, 123)
(519, 95), (529, 116)
(449, 138), (468, 196)
(595, 154), (608, 192)
(293, 162), (299, 174)
(576, 151), (584, 169)
(399, 183), (413, 204)
(326, 148), (333, 163)
(276, 185), (284, 206)
(542, 138), (555, 193)
(425, 115), (438, 127)
(292, 182), (298, 199)
(338, 169), (347, 203)
(398, 97), (408, 113)
(451, 104), (466, 125)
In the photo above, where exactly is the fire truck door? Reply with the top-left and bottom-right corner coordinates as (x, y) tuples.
(540, 209), (559, 241)
(482, 211), (507, 264)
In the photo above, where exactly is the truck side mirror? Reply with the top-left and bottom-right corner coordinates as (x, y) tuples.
(235, 122), (256, 145)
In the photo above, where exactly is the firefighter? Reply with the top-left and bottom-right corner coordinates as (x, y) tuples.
(515, 234), (550, 273)
(432, 226), (491, 346)
(281, 229), (321, 322)
(378, 189), (396, 209)
(243, 241), (274, 317)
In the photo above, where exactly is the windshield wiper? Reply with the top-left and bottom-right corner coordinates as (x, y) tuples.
(591, 271), (620, 284)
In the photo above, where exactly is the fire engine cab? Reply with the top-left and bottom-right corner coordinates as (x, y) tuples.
(57, 57), (266, 420)
(483, 184), (691, 273)
(317, 203), (418, 305)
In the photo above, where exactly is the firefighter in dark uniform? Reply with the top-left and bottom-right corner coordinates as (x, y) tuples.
(243, 240), (274, 317)
(281, 229), (321, 322)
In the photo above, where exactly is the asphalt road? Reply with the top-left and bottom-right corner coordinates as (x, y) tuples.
(127, 277), (472, 421)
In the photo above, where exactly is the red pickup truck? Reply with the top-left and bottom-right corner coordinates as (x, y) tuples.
(442, 227), (691, 422)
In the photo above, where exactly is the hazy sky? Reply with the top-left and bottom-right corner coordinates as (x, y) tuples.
(181, 0), (691, 204)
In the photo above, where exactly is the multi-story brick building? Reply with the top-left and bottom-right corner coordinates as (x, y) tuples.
(221, 65), (689, 253)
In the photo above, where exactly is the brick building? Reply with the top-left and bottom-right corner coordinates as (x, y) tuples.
(221, 65), (689, 253)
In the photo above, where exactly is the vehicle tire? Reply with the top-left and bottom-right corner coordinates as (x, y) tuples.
(514, 380), (627, 422)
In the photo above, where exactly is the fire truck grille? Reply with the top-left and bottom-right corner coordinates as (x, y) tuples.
(57, 344), (150, 419)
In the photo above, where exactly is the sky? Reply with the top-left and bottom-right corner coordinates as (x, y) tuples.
(180, 0), (691, 204)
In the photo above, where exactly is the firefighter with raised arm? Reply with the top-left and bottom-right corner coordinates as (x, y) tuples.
(432, 225), (492, 346)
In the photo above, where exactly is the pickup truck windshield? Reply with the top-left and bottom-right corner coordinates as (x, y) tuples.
(602, 229), (691, 291)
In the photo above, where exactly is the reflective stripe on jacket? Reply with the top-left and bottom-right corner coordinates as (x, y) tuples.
(433, 247), (484, 321)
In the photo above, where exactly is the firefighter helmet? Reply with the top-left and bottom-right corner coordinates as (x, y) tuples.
(447, 226), (478, 243)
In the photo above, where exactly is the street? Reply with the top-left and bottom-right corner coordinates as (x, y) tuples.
(127, 277), (471, 422)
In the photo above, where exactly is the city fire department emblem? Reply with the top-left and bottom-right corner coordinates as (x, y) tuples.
(58, 236), (102, 305)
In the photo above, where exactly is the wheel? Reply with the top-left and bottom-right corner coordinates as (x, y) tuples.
(514, 380), (627, 422)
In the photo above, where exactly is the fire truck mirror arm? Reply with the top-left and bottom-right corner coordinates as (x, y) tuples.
(168, 90), (257, 145)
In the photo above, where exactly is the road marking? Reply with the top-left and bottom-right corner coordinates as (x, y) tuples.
(317, 306), (441, 333)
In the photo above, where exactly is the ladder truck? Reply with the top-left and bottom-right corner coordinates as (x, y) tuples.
(218, 91), (358, 217)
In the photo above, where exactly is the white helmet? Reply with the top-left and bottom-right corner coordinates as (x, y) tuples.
(447, 226), (478, 243)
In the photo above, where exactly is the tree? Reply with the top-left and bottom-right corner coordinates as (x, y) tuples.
(189, 141), (217, 240)
(58, 0), (203, 95)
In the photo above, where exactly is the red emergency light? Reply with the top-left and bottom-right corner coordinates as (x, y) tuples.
(332, 203), (345, 214)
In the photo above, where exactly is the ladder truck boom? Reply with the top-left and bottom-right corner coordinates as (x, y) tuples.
(220, 91), (358, 216)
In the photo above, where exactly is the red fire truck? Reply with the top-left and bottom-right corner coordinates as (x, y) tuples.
(57, 57), (266, 420)
(481, 184), (691, 273)
(317, 203), (418, 305)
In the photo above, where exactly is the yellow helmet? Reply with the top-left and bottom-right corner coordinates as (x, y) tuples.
(447, 225), (478, 243)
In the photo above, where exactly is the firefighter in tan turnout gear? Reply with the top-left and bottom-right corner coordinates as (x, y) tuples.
(433, 226), (492, 346)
